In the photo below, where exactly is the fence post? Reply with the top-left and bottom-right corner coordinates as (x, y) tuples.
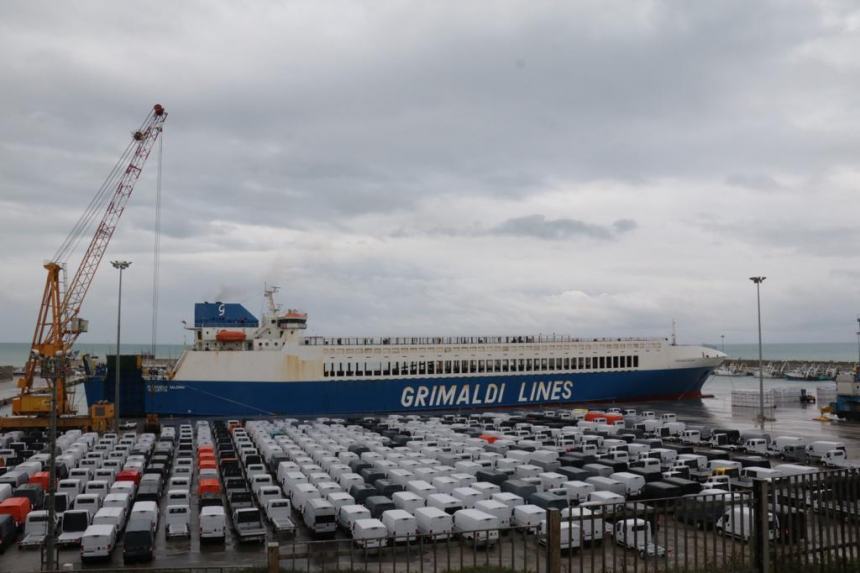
(546, 508), (561, 573)
(752, 479), (770, 573)
(268, 541), (280, 573)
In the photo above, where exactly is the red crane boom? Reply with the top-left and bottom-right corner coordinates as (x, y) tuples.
(14, 104), (167, 416)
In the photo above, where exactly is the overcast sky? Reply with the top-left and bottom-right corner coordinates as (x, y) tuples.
(1, 0), (858, 346)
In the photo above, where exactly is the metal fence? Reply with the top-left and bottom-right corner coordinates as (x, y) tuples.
(43, 469), (860, 573)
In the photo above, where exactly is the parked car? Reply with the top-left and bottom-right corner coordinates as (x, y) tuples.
(81, 524), (117, 563)
(199, 506), (226, 543)
(123, 519), (155, 563)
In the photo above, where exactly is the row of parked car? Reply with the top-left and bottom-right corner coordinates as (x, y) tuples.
(0, 424), (204, 563)
(213, 406), (847, 552)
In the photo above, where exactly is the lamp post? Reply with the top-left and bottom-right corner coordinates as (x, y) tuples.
(43, 351), (61, 571)
(750, 276), (766, 430)
(111, 260), (131, 431)
(721, 334), (725, 354)
(856, 315), (860, 366)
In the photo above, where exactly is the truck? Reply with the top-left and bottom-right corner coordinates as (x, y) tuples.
(57, 509), (91, 547)
(806, 441), (847, 463)
(18, 510), (57, 549)
(265, 498), (296, 534)
(232, 507), (267, 543)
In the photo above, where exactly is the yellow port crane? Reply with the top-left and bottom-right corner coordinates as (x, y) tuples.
(12, 104), (167, 420)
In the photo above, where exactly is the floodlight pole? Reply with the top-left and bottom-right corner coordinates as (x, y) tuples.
(750, 276), (766, 430)
(111, 260), (131, 431)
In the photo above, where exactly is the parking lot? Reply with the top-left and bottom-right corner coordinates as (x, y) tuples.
(0, 374), (859, 572)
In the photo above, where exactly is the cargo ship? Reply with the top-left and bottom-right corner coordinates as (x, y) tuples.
(86, 289), (724, 416)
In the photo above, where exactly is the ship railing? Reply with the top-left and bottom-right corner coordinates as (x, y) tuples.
(301, 334), (665, 347)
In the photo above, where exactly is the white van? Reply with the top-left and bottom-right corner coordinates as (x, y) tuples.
(585, 476), (626, 497)
(382, 509), (418, 541)
(338, 504), (371, 531)
(562, 481), (595, 504)
(453, 509), (499, 546)
(393, 491), (425, 513)
(92, 506), (127, 532)
(427, 493), (463, 515)
(283, 472), (309, 497)
(414, 506), (454, 539)
(806, 441), (846, 461)
(561, 506), (604, 543)
(407, 480), (437, 499)
(58, 478), (83, 500)
(717, 507), (778, 541)
(102, 492), (131, 513)
(452, 487), (483, 509)
(85, 480), (110, 502)
(166, 505), (191, 538)
(769, 436), (806, 456)
(474, 499), (512, 528)
(304, 498), (337, 536)
(292, 483), (321, 513)
(166, 489), (191, 506)
(610, 473), (646, 497)
(540, 519), (582, 550)
(74, 494), (102, 515)
(81, 524), (117, 562)
(512, 504), (545, 528)
(200, 506), (226, 543)
(326, 491), (355, 513)
(130, 501), (159, 533)
(351, 518), (388, 549)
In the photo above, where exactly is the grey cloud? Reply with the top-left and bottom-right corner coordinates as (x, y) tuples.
(1, 1), (859, 344)
(725, 173), (784, 191)
(491, 215), (636, 240)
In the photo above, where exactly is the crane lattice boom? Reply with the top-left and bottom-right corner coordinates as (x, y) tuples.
(14, 104), (167, 416)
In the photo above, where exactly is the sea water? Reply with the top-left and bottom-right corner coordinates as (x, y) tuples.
(0, 342), (187, 367)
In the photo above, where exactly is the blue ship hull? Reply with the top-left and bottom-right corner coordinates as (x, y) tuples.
(86, 367), (712, 417)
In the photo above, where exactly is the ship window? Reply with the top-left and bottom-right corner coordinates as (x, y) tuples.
(452, 361), (460, 374)
(625, 355), (631, 368)
(477, 360), (484, 373)
(336, 363), (344, 377)
(525, 359), (532, 372)
(411, 362), (418, 375)
(633, 355), (639, 368)
(495, 360), (502, 372)
(383, 362), (390, 376)
(613, 356), (619, 369)
(467, 360), (474, 373)
(585, 357), (592, 369)
(419, 362), (426, 375)
(563, 358), (570, 369)
(444, 361), (451, 374)
(392, 362), (400, 376)
(542, 358), (549, 371)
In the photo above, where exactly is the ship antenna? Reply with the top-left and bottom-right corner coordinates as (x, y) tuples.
(264, 284), (281, 315)
(671, 318), (677, 346)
